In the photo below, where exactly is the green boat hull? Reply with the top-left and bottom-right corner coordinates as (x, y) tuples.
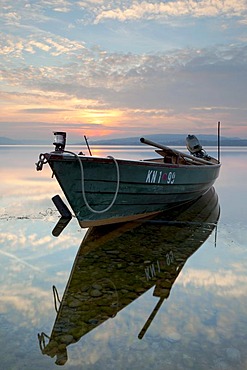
(45, 153), (220, 227)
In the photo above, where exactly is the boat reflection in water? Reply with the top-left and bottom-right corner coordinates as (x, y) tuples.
(38, 187), (220, 366)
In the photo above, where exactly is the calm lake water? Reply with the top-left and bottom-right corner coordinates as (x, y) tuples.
(0, 144), (247, 370)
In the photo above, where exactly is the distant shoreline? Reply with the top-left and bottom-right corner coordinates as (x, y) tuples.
(1, 133), (247, 146)
(1, 142), (247, 147)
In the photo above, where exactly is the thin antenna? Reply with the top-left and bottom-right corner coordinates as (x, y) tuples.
(217, 121), (221, 163)
(84, 135), (92, 156)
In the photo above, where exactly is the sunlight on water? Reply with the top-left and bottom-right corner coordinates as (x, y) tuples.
(0, 145), (247, 370)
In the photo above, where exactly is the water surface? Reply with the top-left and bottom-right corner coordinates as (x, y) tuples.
(0, 145), (247, 370)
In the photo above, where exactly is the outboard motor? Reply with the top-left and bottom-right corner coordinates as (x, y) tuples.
(53, 132), (66, 151)
(186, 135), (210, 159)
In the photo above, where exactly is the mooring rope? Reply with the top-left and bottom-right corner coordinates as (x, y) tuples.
(63, 151), (120, 214)
(52, 285), (61, 313)
(36, 150), (120, 214)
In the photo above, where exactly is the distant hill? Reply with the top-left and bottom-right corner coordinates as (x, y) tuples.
(0, 137), (19, 145)
(0, 137), (49, 145)
(1, 134), (247, 146)
(90, 134), (247, 146)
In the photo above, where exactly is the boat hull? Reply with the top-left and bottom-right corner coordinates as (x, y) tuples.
(46, 153), (220, 227)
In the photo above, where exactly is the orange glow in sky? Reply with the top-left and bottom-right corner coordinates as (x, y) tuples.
(1, 1), (247, 140)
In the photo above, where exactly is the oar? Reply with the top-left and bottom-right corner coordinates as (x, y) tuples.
(140, 137), (214, 165)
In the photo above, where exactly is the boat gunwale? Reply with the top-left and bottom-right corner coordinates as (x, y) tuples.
(45, 152), (221, 169)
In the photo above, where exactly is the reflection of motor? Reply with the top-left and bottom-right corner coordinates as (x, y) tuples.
(186, 135), (210, 159)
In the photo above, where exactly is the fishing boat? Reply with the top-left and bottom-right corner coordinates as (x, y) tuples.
(36, 130), (221, 230)
(38, 187), (220, 365)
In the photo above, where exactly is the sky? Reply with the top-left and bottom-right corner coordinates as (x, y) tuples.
(1, 0), (247, 141)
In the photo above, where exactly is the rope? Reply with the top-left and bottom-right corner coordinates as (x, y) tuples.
(36, 150), (120, 214)
(52, 285), (61, 312)
(36, 153), (48, 171)
(64, 151), (120, 214)
(38, 332), (50, 352)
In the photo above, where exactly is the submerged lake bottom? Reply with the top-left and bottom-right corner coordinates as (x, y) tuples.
(0, 145), (247, 369)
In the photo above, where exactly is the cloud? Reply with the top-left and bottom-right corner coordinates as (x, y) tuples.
(3, 0), (247, 29)
(1, 0), (247, 139)
(0, 34), (85, 60)
(180, 267), (247, 294)
(93, 0), (247, 23)
(0, 248), (42, 271)
(1, 41), (247, 137)
(19, 108), (72, 113)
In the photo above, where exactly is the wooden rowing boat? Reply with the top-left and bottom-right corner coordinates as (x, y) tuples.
(36, 132), (220, 229)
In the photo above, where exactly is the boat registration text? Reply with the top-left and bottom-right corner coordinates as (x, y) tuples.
(145, 170), (176, 184)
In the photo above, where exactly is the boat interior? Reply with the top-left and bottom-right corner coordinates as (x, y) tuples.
(144, 148), (219, 166)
